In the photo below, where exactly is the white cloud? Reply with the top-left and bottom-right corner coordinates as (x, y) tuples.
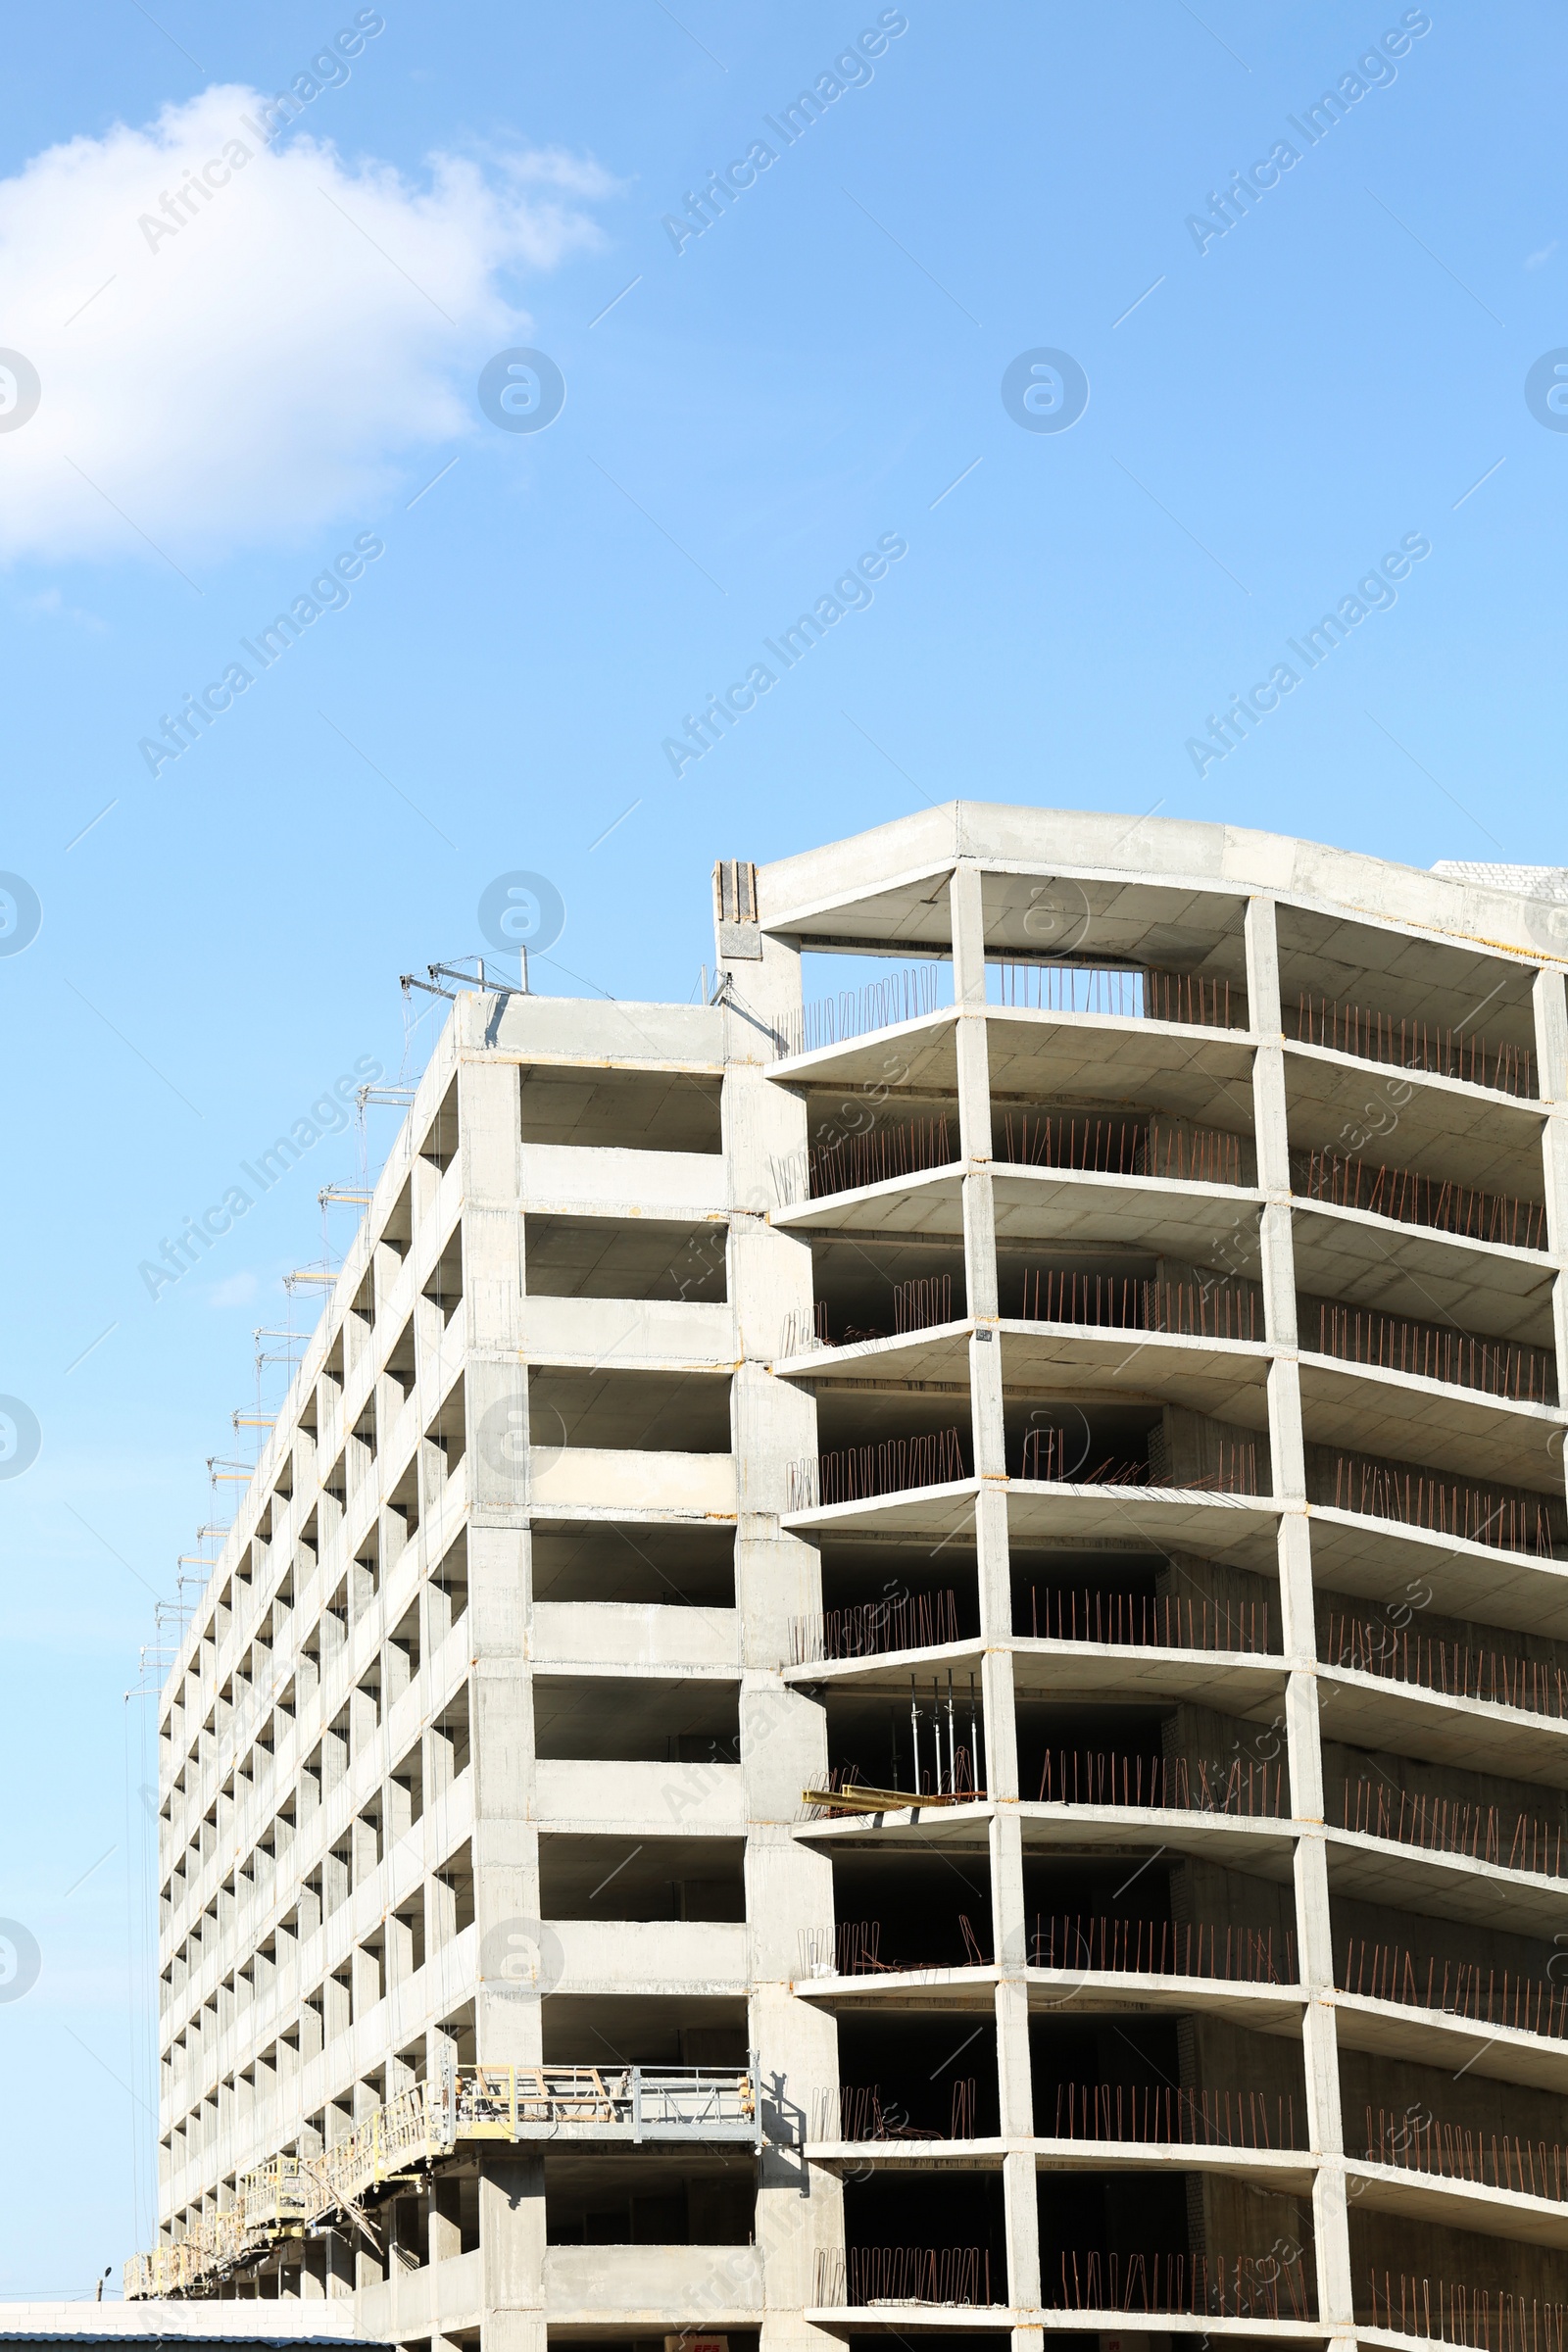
(0, 86), (613, 564)
(206, 1270), (259, 1307)
(1525, 240), (1559, 270)
(20, 584), (105, 630)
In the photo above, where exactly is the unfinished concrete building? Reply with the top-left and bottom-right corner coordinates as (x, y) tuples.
(130, 807), (1568, 2352)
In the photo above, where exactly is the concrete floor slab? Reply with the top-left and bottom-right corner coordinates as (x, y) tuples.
(1332, 1991), (1568, 2096)
(783, 1638), (1287, 1720)
(1283, 1041), (1544, 1197)
(780, 1321), (1274, 1434)
(1297, 1349), (1565, 1489)
(1324, 1825), (1568, 1935)
(1305, 1505), (1568, 1638)
(1342, 2160), (1568, 2250)
(1314, 1665), (1568, 1788)
(1291, 1197), (1556, 1347)
(784, 1483), (1283, 1570)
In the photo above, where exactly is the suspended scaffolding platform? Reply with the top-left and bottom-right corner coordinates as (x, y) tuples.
(125, 2061), (760, 2300)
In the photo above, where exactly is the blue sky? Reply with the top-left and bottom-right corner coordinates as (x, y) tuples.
(2, 0), (1566, 2293)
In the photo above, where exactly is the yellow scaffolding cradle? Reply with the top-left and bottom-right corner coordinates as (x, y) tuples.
(126, 2061), (761, 2299)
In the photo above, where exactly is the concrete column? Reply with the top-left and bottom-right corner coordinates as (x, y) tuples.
(322, 1973), (351, 2045)
(350, 1813), (378, 1886)
(424, 1566), (454, 1655)
(321, 1849), (349, 1922)
(721, 924), (845, 2352)
(1246, 894), (1351, 2329)
(323, 2230), (355, 2298)
(351, 1944), (380, 2022)
(1257, 1197), (1298, 1348)
(425, 1720), (456, 1807)
(428, 2175), (463, 2264)
(383, 1628), (413, 1709)
(951, 862), (1000, 1321)
(477, 2154), (546, 2352)
(468, 1524), (536, 2067)
(414, 1287), (445, 1384)
(457, 1047), (524, 1354)
(426, 2018), (460, 2097)
(953, 874), (1008, 1735)
(950, 861), (1039, 2345)
(425, 1871), (458, 1956)
(419, 1431), (449, 1521)
(953, 861), (1009, 1642)
(384, 1911), (415, 1989)
(991, 1798), (1036, 2318)
(349, 1685), (378, 1762)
